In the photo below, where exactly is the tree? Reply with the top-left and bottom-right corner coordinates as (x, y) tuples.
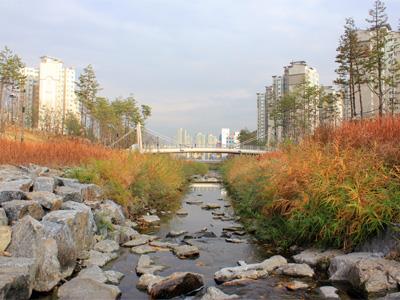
(65, 112), (82, 136)
(364, 0), (399, 116)
(335, 18), (367, 119)
(0, 47), (25, 133)
(75, 64), (100, 136)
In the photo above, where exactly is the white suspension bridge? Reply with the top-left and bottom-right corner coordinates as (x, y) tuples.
(110, 123), (269, 155)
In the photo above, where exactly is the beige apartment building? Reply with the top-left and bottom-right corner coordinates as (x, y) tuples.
(38, 56), (80, 131)
(354, 27), (400, 117)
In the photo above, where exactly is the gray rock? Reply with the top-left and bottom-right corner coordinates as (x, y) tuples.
(186, 199), (203, 205)
(150, 240), (179, 249)
(7, 216), (61, 292)
(0, 226), (11, 252)
(131, 245), (159, 254)
(201, 204), (221, 210)
(225, 238), (245, 243)
(149, 272), (204, 299)
(317, 286), (340, 299)
(293, 249), (344, 269)
(347, 257), (400, 295)
(61, 201), (97, 233)
(43, 208), (94, 255)
(0, 208), (8, 226)
(166, 230), (187, 238)
(94, 239), (119, 253)
(58, 277), (121, 300)
(124, 219), (138, 229)
(275, 263), (315, 278)
(0, 178), (33, 192)
(0, 190), (27, 205)
(201, 287), (239, 300)
(284, 280), (310, 291)
(112, 224), (139, 244)
(214, 255), (287, 283)
(84, 250), (118, 267)
(378, 292), (400, 300)
(55, 186), (83, 203)
(0, 256), (36, 300)
(136, 255), (165, 275)
(136, 273), (164, 291)
(96, 200), (125, 225)
(42, 220), (77, 278)
(54, 177), (79, 187)
(33, 177), (55, 192)
(104, 270), (124, 285)
(329, 252), (383, 282)
(2, 200), (44, 223)
(78, 265), (107, 283)
(26, 191), (63, 211)
(123, 234), (157, 247)
(176, 209), (188, 216)
(357, 226), (400, 257)
(139, 215), (160, 225)
(173, 245), (200, 259)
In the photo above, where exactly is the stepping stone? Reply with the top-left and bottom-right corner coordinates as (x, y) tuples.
(226, 238), (246, 244)
(186, 199), (203, 205)
(104, 270), (124, 285)
(136, 254), (165, 275)
(176, 209), (188, 216)
(166, 230), (188, 238)
(173, 245), (200, 259)
(130, 245), (159, 254)
(201, 204), (221, 210)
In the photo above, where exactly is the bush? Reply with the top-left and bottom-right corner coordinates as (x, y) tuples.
(223, 116), (400, 250)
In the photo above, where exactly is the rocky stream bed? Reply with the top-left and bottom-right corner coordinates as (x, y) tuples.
(0, 165), (399, 300)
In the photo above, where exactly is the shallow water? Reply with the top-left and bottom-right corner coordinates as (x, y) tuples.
(106, 182), (355, 300)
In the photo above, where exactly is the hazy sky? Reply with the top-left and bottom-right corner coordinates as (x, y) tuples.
(1, 0), (399, 137)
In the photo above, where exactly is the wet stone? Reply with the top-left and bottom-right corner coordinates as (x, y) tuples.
(173, 245), (200, 259)
(176, 209), (188, 216)
(284, 280), (310, 291)
(136, 254), (165, 275)
(201, 204), (221, 210)
(225, 238), (245, 244)
(104, 270), (124, 285)
(84, 250), (118, 267)
(275, 263), (315, 278)
(94, 239), (120, 253)
(166, 230), (187, 238)
(201, 286), (239, 300)
(131, 245), (159, 255)
(186, 199), (203, 205)
(317, 286), (340, 299)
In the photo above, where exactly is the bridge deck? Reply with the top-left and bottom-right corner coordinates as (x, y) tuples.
(141, 147), (266, 155)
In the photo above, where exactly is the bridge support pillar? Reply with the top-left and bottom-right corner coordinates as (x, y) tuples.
(136, 122), (143, 153)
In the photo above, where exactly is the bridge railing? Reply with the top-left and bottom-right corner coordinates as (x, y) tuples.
(140, 143), (269, 152)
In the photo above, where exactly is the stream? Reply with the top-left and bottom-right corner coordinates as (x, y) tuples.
(105, 179), (354, 299)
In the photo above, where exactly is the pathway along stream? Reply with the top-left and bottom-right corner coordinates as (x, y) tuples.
(107, 181), (352, 300)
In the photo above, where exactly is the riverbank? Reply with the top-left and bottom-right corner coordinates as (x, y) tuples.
(222, 117), (400, 253)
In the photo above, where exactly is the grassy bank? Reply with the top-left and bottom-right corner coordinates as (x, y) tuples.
(0, 136), (208, 216)
(222, 117), (400, 250)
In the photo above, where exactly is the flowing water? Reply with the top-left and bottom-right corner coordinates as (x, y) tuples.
(106, 180), (355, 300)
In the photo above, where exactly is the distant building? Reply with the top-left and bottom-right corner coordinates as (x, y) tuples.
(226, 131), (240, 148)
(320, 86), (343, 127)
(256, 92), (267, 141)
(21, 67), (39, 128)
(220, 128), (230, 148)
(206, 134), (218, 147)
(353, 28), (400, 117)
(38, 56), (80, 132)
(258, 61), (321, 145)
(195, 132), (206, 147)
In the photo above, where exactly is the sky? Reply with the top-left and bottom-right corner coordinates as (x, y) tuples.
(0, 0), (399, 138)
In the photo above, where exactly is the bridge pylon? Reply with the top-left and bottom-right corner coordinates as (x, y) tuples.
(136, 122), (143, 153)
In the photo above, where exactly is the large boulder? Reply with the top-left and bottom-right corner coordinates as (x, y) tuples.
(43, 208), (94, 255)
(7, 216), (61, 292)
(61, 201), (97, 234)
(0, 208), (8, 226)
(33, 177), (55, 193)
(58, 277), (121, 300)
(26, 192), (62, 211)
(148, 272), (204, 299)
(357, 225), (400, 257)
(329, 252), (383, 282)
(201, 287), (239, 300)
(293, 248), (344, 270)
(214, 255), (287, 283)
(0, 178), (32, 192)
(0, 256), (36, 300)
(136, 273), (164, 291)
(111, 224), (139, 244)
(347, 258), (400, 296)
(0, 226), (11, 252)
(2, 200), (44, 223)
(96, 200), (125, 225)
(55, 186), (83, 203)
(0, 190), (27, 205)
(42, 220), (77, 278)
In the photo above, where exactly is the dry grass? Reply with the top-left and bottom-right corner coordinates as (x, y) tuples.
(223, 116), (400, 250)
(0, 137), (117, 167)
